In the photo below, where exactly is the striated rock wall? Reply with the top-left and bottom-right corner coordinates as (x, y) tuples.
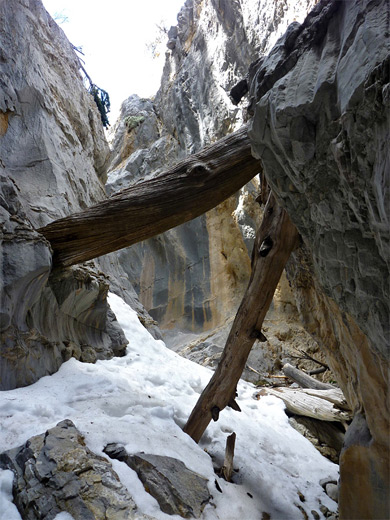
(0, 1), (109, 226)
(108, 0), (316, 340)
(0, 0), (158, 390)
(247, 0), (389, 516)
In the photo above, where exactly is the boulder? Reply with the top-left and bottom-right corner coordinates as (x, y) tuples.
(104, 444), (211, 518)
(0, 420), (151, 520)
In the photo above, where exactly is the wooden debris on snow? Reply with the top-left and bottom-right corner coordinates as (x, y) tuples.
(256, 386), (351, 422)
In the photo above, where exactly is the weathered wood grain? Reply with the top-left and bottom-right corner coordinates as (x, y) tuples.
(257, 387), (352, 422)
(222, 432), (236, 482)
(300, 387), (351, 411)
(38, 125), (261, 267)
(183, 194), (300, 442)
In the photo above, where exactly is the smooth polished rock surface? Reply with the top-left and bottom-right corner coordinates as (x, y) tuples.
(247, 0), (390, 516)
(248, 0), (389, 352)
(0, 0), (159, 389)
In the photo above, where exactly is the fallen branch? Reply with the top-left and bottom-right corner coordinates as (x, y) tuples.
(38, 125), (261, 267)
(282, 363), (334, 390)
(257, 387), (351, 422)
(296, 349), (329, 370)
(246, 365), (261, 376)
(308, 367), (327, 376)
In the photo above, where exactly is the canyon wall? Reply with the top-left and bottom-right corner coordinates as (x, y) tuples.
(108, 0), (316, 342)
(1, 0), (388, 516)
(0, 0), (158, 390)
(247, 0), (389, 516)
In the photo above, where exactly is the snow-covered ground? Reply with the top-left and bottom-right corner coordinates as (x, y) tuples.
(0, 293), (338, 519)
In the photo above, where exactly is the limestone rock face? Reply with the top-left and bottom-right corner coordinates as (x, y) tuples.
(0, 420), (148, 520)
(108, 0), (316, 340)
(0, 0), (158, 389)
(247, 0), (389, 516)
(0, 1), (109, 227)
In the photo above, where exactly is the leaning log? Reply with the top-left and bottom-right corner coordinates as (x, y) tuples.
(183, 194), (299, 442)
(38, 125), (261, 267)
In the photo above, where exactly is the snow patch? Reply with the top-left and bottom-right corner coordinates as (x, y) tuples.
(0, 292), (338, 519)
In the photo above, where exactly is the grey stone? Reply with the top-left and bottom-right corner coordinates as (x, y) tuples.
(128, 453), (211, 518)
(325, 483), (339, 503)
(248, 0), (389, 352)
(0, 257), (129, 389)
(0, 420), (148, 520)
(104, 444), (211, 518)
(0, 1), (110, 230)
(319, 478), (337, 489)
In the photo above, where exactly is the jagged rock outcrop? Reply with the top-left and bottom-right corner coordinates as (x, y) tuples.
(0, 420), (152, 520)
(0, 0), (159, 389)
(246, 0), (389, 516)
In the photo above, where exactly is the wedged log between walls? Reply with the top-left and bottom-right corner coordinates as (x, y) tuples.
(38, 125), (261, 267)
(183, 194), (299, 442)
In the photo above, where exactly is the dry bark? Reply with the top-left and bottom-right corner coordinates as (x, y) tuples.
(183, 194), (299, 442)
(38, 125), (261, 267)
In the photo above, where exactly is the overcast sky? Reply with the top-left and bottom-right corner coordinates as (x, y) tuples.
(42, 0), (185, 123)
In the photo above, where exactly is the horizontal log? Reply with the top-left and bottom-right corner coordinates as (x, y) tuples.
(282, 363), (335, 390)
(300, 388), (351, 411)
(38, 125), (261, 267)
(258, 387), (352, 422)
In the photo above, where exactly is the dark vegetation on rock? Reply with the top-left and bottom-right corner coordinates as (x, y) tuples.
(89, 84), (111, 129)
